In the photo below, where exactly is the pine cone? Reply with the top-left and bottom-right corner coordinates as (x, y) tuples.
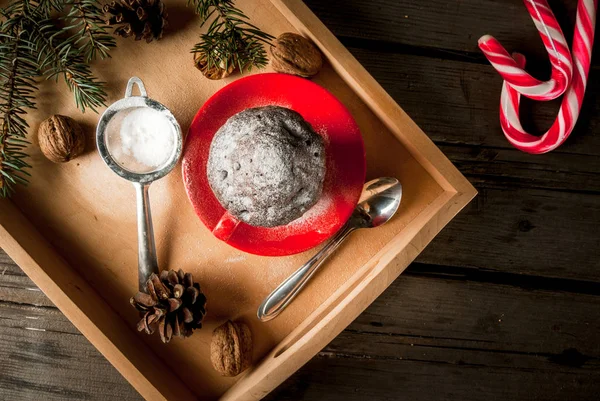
(193, 51), (235, 80)
(104, 0), (167, 43)
(130, 269), (207, 343)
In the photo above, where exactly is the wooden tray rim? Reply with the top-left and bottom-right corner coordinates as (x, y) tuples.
(0, 1), (477, 400)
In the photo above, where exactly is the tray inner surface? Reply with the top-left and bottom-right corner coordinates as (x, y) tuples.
(11, 0), (444, 397)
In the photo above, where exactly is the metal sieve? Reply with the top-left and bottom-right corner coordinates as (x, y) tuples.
(96, 77), (182, 291)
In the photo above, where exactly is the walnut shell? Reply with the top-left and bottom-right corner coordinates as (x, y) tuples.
(194, 52), (235, 80)
(210, 320), (253, 377)
(37, 115), (85, 163)
(270, 32), (323, 77)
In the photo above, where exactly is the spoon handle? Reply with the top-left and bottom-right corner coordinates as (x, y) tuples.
(257, 223), (356, 322)
(135, 182), (159, 292)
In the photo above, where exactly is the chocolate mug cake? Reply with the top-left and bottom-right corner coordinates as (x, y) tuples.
(207, 106), (326, 227)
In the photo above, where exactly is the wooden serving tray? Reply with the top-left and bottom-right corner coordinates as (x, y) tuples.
(0, 0), (476, 399)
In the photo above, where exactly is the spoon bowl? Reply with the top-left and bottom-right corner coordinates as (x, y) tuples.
(355, 177), (403, 228)
(258, 177), (403, 322)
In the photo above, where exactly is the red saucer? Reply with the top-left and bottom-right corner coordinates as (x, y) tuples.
(182, 73), (366, 256)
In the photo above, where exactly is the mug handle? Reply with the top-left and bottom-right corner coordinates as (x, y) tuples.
(213, 211), (241, 242)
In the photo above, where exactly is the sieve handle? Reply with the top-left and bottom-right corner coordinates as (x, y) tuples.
(125, 76), (148, 98)
(134, 182), (159, 292)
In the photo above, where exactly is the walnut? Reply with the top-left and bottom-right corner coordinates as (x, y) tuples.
(37, 115), (85, 163)
(210, 320), (253, 377)
(270, 32), (323, 77)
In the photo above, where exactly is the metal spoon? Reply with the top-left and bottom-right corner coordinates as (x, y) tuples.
(96, 77), (182, 292)
(257, 177), (403, 322)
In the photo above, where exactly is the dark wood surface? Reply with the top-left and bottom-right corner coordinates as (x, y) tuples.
(2, 0), (600, 399)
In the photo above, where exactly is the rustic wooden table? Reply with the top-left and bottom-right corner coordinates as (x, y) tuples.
(2, 0), (600, 400)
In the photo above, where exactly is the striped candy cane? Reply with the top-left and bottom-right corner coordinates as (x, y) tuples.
(478, 0), (573, 101)
(479, 0), (597, 154)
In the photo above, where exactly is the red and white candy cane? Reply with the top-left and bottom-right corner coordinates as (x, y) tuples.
(479, 0), (573, 101)
(479, 0), (597, 154)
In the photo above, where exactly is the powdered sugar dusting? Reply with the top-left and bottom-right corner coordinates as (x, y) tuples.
(286, 193), (335, 232)
(224, 254), (247, 264)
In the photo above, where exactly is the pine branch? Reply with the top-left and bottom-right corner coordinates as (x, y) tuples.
(188, 0), (273, 74)
(62, 0), (116, 62)
(0, 0), (114, 196)
(33, 0), (64, 14)
(26, 12), (107, 112)
(0, 15), (37, 196)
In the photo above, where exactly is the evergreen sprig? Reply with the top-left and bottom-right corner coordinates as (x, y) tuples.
(0, 8), (36, 196)
(0, 0), (115, 196)
(28, 13), (108, 112)
(188, 0), (273, 74)
(62, 0), (117, 62)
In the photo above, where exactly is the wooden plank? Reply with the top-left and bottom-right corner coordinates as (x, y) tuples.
(3, 267), (599, 400)
(266, 272), (600, 400)
(417, 186), (600, 282)
(0, 302), (141, 401)
(304, 0), (599, 66)
(326, 330), (600, 370)
(0, 262), (54, 308)
(344, 46), (600, 156)
(348, 274), (600, 357)
(264, 354), (600, 401)
(438, 144), (600, 194)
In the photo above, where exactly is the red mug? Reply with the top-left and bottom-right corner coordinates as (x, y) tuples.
(182, 73), (366, 255)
